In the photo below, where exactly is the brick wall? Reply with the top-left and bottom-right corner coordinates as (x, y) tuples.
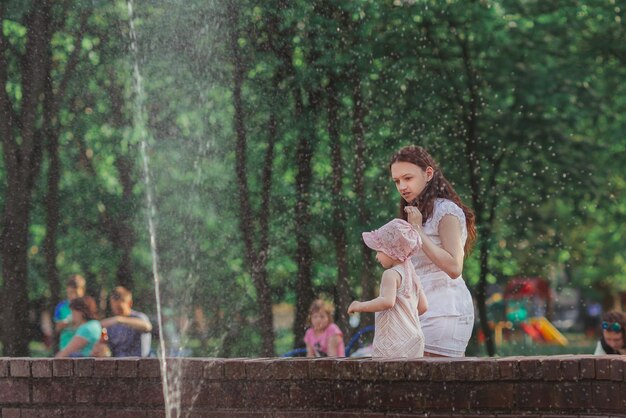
(1, 355), (625, 417)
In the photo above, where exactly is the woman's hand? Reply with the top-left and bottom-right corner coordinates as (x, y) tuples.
(404, 205), (423, 228)
(347, 301), (361, 314)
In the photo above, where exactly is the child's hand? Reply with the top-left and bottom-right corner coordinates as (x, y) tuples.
(347, 301), (361, 314)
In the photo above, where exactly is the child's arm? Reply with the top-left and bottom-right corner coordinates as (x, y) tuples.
(417, 286), (428, 315)
(348, 269), (399, 314)
(305, 343), (316, 357)
(327, 335), (342, 357)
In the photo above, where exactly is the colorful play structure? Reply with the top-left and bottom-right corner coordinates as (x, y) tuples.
(487, 277), (569, 346)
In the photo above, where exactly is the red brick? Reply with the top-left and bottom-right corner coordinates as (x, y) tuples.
(242, 380), (289, 409)
(74, 359), (94, 377)
(60, 408), (106, 418)
(180, 358), (205, 380)
(1, 408), (21, 418)
(0, 379), (30, 403)
(190, 381), (224, 407)
(245, 359), (275, 380)
(32, 379), (72, 404)
(471, 382), (514, 409)
(541, 358), (561, 381)
(75, 380), (98, 404)
(104, 409), (148, 418)
(308, 358), (335, 379)
(223, 358), (246, 379)
(610, 358), (624, 381)
(580, 356), (596, 379)
(359, 360), (380, 380)
(138, 359), (161, 378)
(135, 380), (164, 406)
(453, 358), (478, 380)
(0, 360), (8, 377)
(561, 359), (579, 381)
(549, 381), (592, 410)
(52, 359), (73, 377)
(335, 358), (361, 380)
(203, 359), (224, 380)
(20, 409), (62, 418)
(474, 360), (496, 381)
(516, 382), (552, 409)
(405, 359), (430, 380)
(97, 380), (140, 405)
(94, 359), (117, 377)
(378, 359), (406, 381)
(592, 380), (621, 411)
(274, 359), (308, 380)
(31, 360), (52, 378)
(116, 359), (139, 378)
(497, 359), (519, 380)
(10, 360), (30, 377)
(429, 359), (455, 381)
(596, 357), (612, 380)
(518, 357), (543, 380)
(288, 381), (334, 408)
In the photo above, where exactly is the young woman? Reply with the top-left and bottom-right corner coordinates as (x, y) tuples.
(389, 145), (476, 357)
(55, 296), (102, 357)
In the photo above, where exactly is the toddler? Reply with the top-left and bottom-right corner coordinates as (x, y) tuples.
(304, 299), (345, 357)
(348, 218), (428, 358)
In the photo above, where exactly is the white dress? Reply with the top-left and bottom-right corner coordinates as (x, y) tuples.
(412, 198), (474, 357)
(372, 264), (425, 358)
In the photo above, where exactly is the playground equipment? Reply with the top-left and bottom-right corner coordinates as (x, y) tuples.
(486, 277), (569, 346)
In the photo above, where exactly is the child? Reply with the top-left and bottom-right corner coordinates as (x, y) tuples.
(348, 218), (428, 358)
(304, 299), (345, 357)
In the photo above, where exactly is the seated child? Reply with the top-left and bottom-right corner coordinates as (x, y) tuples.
(348, 218), (428, 358)
(304, 299), (345, 357)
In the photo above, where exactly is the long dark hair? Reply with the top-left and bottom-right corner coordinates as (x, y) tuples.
(69, 296), (99, 321)
(389, 145), (476, 254)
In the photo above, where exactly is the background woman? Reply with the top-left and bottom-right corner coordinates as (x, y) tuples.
(389, 145), (476, 357)
(55, 296), (102, 357)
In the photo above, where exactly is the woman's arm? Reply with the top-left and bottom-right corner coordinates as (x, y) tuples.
(407, 208), (464, 279)
(417, 286), (428, 315)
(55, 335), (88, 358)
(348, 269), (399, 313)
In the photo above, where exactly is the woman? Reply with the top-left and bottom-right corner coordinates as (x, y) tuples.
(389, 145), (476, 357)
(594, 311), (626, 355)
(55, 296), (102, 357)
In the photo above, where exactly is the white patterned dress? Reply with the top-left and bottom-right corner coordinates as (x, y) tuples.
(372, 264), (425, 358)
(413, 198), (474, 357)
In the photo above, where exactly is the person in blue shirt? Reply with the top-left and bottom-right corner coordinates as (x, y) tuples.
(55, 296), (102, 357)
(53, 274), (86, 350)
(101, 286), (152, 357)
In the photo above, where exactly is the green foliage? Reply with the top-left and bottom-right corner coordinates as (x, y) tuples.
(1, 0), (625, 356)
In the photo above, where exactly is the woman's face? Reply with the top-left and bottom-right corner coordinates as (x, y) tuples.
(391, 161), (432, 204)
(603, 330), (624, 351)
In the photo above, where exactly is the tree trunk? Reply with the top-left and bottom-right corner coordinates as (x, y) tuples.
(351, 79), (375, 330)
(291, 86), (318, 347)
(228, 1), (275, 356)
(0, 2), (52, 356)
(327, 78), (350, 334)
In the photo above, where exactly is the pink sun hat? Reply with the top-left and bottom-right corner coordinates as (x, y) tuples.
(362, 218), (421, 261)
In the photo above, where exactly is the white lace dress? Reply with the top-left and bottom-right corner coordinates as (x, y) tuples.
(372, 264), (425, 358)
(412, 198), (474, 357)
